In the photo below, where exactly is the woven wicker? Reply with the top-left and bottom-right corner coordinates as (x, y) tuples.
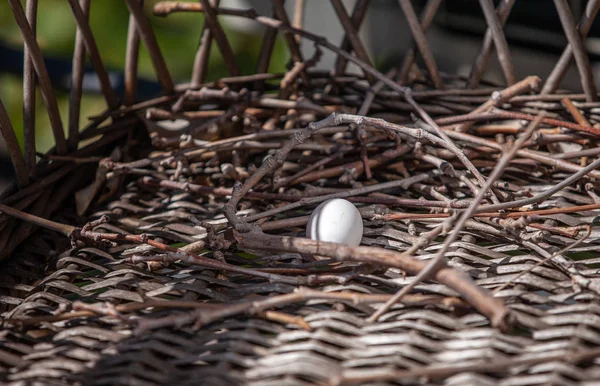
(3, 1), (600, 385)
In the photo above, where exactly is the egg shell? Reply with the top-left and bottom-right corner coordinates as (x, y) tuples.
(306, 198), (363, 247)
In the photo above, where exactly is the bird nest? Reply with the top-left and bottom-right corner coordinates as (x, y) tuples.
(3, 1), (600, 385)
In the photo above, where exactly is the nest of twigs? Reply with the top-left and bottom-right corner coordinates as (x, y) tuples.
(3, 1), (600, 385)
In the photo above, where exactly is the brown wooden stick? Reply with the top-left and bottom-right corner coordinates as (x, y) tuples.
(383, 201), (600, 221)
(125, 0), (174, 93)
(466, 0), (515, 88)
(198, 0), (240, 76)
(542, 0), (600, 94)
(67, 0), (89, 149)
(192, 0), (218, 86)
(368, 113), (545, 323)
(23, 0), (37, 178)
(234, 229), (509, 331)
(67, 0), (119, 109)
(398, 0), (441, 85)
(553, 0), (597, 101)
(334, 0), (369, 75)
(454, 76), (541, 132)
(477, 0), (516, 85)
(398, 0), (443, 89)
(562, 97), (592, 127)
(272, 0), (308, 84)
(331, 0), (375, 84)
(9, 0), (67, 154)
(123, 0), (142, 105)
(0, 98), (29, 188)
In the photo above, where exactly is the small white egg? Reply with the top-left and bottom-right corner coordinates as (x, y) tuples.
(306, 198), (363, 247)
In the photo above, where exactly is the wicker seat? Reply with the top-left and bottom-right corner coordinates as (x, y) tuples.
(2, 1), (600, 385)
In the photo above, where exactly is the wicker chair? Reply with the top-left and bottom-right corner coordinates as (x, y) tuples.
(2, 1), (600, 385)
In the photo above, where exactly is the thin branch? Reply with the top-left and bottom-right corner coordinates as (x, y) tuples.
(553, 0), (597, 101)
(0, 98), (29, 187)
(9, 0), (67, 154)
(234, 229), (508, 330)
(67, 0), (120, 109)
(368, 113), (544, 322)
(125, 0), (174, 93)
(541, 0), (600, 94)
(398, 0), (443, 89)
(477, 0), (517, 85)
(493, 226), (591, 294)
(466, 0), (515, 88)
(123, 0), (141, 105)
(198, 0), (240, 76)
(191, 0), (218, 86)
(23, 0), (37, 178)
(135, 287), (462, 332)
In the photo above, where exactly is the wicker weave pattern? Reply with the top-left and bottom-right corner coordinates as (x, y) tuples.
(3, 175), (600, 385)
(2, 1), (600, 385)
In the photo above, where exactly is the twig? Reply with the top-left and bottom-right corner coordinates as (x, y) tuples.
(257, 310), (311, 330)
(23, 0), (37, 177)
(152, 5), (493, 197)
(561, 97), (591, 127)
(0, 100), (29, 187)
(553, 0), (597, 101)
(198, 0), (240, 76)
(382, 201), (600, 221)
(9, 0), (67, 154)
(541, 0), (600, 94)
(221, 112), (489, 230)
(397, 0), (441, 85)
(466, 0), (515, 88)
(273, 151), (344, 189)
(477, 0), (516, 85)
(0, 208), (355, 287)
(287, 144), (411, 185)
(398, 0), (443, 89)
(135, 287), (464, 332)
(334, 0), (369, 75)
(331, 0), (375, 84)
(143, 175), (467, 210)
(493, 226), (591, 293)
(454, 76), (540, 132)
(0, 203), (75, 237)
(367, 113), (544, 322)
(124, 0), (174, 93)
(244, 173), (430, 223)
(234, 229), (508, 330)
(430, 120), (600, 178)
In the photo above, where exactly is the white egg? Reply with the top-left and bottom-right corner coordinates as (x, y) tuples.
(306, 198), (363, 247)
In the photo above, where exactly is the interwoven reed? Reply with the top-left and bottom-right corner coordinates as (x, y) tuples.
(3, 1), (600, 385)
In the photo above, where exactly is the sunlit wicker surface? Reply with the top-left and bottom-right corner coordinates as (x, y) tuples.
(3, 1), (600, 385)
(3, 182), (600, 385)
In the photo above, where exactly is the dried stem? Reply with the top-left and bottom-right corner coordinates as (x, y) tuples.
(234, 229), (508, 330)
(466, 0), (515, 88)
(493, 226), (591, 293)
(368, 113), (544, 322)
(135, 287), (463, 332)
(23, 0), (37, 178)
(477, 0), (516, 85)
(553, 0), (597, 101)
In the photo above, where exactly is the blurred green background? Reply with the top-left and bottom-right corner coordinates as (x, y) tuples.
(0, 0), (289, 154)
